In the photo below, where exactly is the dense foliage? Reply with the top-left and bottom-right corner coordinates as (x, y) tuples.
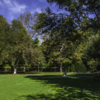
(33, 0), (100, 72)
(0, 15), (46, 74)
(0, 0), (100, 73)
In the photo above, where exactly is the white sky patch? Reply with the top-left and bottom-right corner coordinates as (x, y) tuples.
(39, 38), (44, 45)
(3, 0), (12, 6)
(2, 0), (27, 13)
(31, 8), (42, 14)
(36, 8), (42, 13)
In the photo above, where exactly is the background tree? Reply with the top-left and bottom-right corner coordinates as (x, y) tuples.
(18, 12), (36, 38)
(33, 0), (100, 72)
(7, 20), (32, 74)
(33, 8), (84, 73)
(0, 15), (10, 70)
(31, 38), (47, 72)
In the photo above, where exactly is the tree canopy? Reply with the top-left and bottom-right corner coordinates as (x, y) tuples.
(0, 0), (99, 73)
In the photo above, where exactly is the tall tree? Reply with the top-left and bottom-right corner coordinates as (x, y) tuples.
(0, 15), (10, 67)
(18, 12), (35, 38)
(33, 8), (82, 73)
(8, 20), (32, 74)
(33, 0), (100, 72)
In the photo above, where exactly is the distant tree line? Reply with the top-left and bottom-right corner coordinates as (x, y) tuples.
(0, 0), (100, 74)
(0, 15), (46, 74)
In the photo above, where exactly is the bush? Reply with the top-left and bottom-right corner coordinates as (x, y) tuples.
(65, 62), (87, 72)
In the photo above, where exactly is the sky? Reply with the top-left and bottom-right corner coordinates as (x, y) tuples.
(0, 0), (95, 24)
(0, 0), (60, 23)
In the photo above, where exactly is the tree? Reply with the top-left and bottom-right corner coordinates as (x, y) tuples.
(18, 12), (35, 38)
(0, 15), (10, 68)
(32, 0), (100, 72)
(0, 15), (47, 73)
(7, 20), (32, 74)
(82, 33), (100, 71)
(33, 8), (83, 73)
(32, 47), (46, 72)
(31, 38), (46, 72)
(47, 0), (100, 71)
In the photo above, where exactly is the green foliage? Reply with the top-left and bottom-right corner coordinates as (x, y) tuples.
(72, 62), (87, 72)
(18, 12), (34, 37)
(0, 15), (10, 65)
(8, 20), (32, 67)
(32, 38), (39, 48)
(4, 64), (10, 68)
(65, 62), (87, 72)
(0, 0), (100, 73)
(87, 59), (99, 72)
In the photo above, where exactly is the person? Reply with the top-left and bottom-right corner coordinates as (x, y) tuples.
(63, 72), (66, 77)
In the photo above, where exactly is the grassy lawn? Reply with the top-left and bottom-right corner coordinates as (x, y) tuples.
(0, 72), (100, 100)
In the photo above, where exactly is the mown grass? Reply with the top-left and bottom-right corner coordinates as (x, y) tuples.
(0, 72), (100, 100)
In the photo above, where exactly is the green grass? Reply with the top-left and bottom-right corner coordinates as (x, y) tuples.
(0, 72), (100, 100)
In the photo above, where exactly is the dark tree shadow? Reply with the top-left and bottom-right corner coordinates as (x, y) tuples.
(25, 75), (100, 92)
(18, 75), (100, 100)
(22, 87), (99, 100)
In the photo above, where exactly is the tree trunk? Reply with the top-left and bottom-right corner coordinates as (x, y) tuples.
(60, 61), (63, 72)
(23, 67), (26, 73)
(38, 64), (39, 72)
(13, 67), (17, 74)
(11, 66), (14, 74)
(8, 62), (13, 74)
(23, 63), (26, 72)
(13, 64), (17, 74)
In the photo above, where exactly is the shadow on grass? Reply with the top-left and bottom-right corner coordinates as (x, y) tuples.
(25, 75), (100, 91)
(69, 73), (100, 77)
(21, 75), (100, 100)
(21, 87), (99, 100)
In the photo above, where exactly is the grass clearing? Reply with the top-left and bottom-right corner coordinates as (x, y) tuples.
(0, 72), (100, 100)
